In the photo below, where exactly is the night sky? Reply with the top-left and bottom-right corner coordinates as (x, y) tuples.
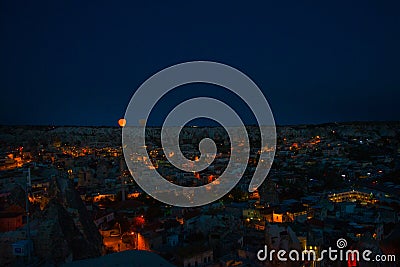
(1, 1), (399, 126)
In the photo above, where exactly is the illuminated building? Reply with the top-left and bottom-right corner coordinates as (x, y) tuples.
(328, 190), (378, 204)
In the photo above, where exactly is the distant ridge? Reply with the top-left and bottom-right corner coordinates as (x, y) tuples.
(0, 120), (399, 128)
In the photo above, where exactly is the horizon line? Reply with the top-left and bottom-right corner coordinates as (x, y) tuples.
(0, 120), (399, 128)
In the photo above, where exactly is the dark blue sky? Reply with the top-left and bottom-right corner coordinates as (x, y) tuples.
(1, 1), (399, 126)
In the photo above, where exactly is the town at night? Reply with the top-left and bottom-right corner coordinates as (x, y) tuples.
(1, 1), (400, 266)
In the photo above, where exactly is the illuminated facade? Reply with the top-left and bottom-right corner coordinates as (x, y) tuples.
(328, 190), (377, 204)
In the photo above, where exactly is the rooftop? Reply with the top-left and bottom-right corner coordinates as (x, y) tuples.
(62, 250), (175, 267)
